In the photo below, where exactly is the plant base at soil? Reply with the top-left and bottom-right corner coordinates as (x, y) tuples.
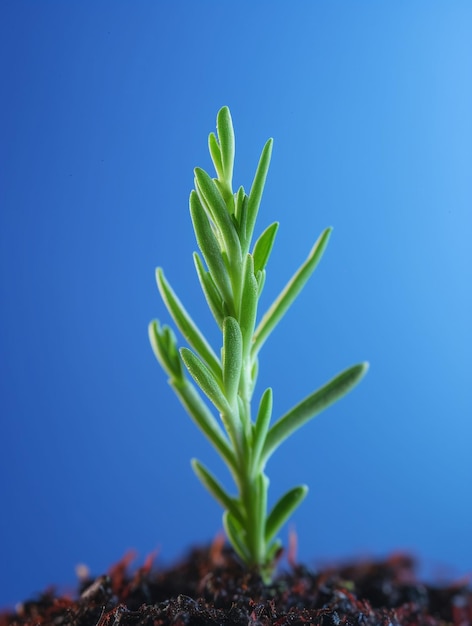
(1, 543), (470, 626)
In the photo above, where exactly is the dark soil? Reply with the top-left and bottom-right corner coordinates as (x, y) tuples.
(1, 540), (470, 626)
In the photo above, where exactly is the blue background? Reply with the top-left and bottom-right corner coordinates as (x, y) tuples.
(1, 1), (471, 608)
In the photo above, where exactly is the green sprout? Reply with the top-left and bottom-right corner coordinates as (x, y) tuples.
(149, 106), (368, 581)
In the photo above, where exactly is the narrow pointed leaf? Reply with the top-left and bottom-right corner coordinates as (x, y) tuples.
(252, 227), (332, 356)
(262, 362), (369, 463)
(208, 132), (224, 180)
(190, 190), (233, 305)
(222, 317), (243, 406)
(234, 186), (246, 225)
(251, 388), (273, 474)
(191, 458), (244, 525)
(265, 485), (308, 545)
(156, 268), (221, 378)
(194, 168), (241, 261)
(216, 106), (235, 184)
(246, 138), (273, 244)
(178, 348), (241, 451)
(253, 222), (279, 274)
(148, 321), (184, 383)
(239, 194), (249, 251)
(180, 347), (230, 415)
(239, 254), (259, 356)
(256, 268), (266, 297)
(193, 252), (224, 328)
(148, 324), (235, 470)
(255, 473), (269, 558)
(168, 377), (237, 473)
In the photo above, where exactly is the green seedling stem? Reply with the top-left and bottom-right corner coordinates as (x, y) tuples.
(149, 106), (368, 581)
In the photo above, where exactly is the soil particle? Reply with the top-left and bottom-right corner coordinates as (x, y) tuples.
(1, 544), (470, 626)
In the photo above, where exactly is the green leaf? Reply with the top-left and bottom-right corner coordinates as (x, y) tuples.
(208, 132), (224, 180)
(234, 186), (246, 226)
(223, 511), (251, 563)
(238, 193), (248, 248)
(239, 254), (259, 356)
(193, 252), (224, 328)
(251, 388), (273, 474)
(246, 138), (273, 246)
(194, 168), (241, 262)
(189, 190), (233, 306)
(252, 221), (279, 274)
(180, 347), (230, 415)
(148, 324), (235, 471)
(216, 106), (235, 185)
(254, 473), (269, 559)
(262, 362), (369, 463)
(168, 377), (237, 473)
(148, 321), (184, 383)
(265, 485), (308, 545)
(156, 268), (221, 379)
(222, 317), (243, 406)
(191, 458), (244, 525)
(256, 269), (266, 297)
(252, 227), (332, 356)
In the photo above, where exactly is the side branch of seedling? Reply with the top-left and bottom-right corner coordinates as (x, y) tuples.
(149, 106), (368, 581)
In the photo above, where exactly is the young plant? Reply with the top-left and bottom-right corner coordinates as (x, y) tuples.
(149, 106), (368, 581)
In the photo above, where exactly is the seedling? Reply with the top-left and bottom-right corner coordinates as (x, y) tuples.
(149, 107), (368, 581)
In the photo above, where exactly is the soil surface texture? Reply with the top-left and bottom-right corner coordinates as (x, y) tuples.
(1, 542), (470, 626)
